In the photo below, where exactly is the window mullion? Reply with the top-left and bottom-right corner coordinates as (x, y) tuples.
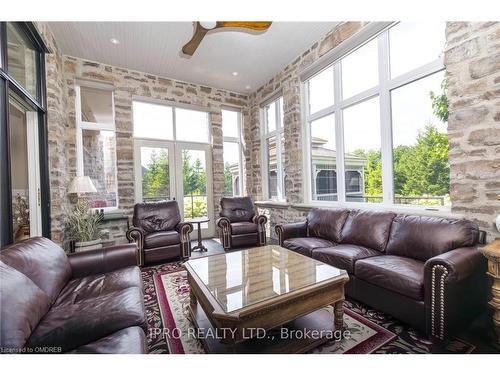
(378, 31), (394, 205)
(333, 62), (346, 203)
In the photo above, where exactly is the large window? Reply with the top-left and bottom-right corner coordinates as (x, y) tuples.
(305, 22), (448, 208)
(262, 96), (285, 201)
(222, 108), (243, 197)
(76, 84), (118, 210)
(1, 22), (49, 246)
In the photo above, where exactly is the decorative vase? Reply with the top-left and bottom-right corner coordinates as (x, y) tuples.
(74, 238), (102, 252)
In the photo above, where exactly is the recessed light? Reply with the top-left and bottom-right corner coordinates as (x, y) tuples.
(110, 38), (120, 45)
(245, 85), (251, 90)
(232, 72), (238, 76)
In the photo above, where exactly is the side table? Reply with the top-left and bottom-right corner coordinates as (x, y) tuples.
(187, 218), (210, 253)
(480, 238), (500, 346)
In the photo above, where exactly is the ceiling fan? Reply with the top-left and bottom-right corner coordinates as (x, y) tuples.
(182, 21), (272, 56)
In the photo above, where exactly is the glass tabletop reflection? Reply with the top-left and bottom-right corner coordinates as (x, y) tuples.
(186, 245), (346, 313)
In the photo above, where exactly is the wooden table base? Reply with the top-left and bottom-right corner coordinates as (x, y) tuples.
(189, 302), (343, 354)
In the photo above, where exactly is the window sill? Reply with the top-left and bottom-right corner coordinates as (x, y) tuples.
(292, 201), (461, 219)
(254, 200), (290, 209)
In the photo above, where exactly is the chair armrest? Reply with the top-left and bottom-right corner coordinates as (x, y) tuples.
(275, 221), (308, 246)
(176, 222), (194, 235)
(68, 243), (140, 279)
(424, 247), (487, 284)
(216, 217), (231, 231)
(126, 226), (145, 248)
(252, 214), (268, 227)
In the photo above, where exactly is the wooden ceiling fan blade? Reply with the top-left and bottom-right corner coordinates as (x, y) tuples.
(218, 21), (272, 31)
(182, 23), (208, 56)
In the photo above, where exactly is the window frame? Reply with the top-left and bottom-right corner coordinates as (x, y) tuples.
(0, 22), (50, 246)
(261, 94), (285, 202)
(302, 22), (448, 212)
(75, 81), (119, 212)
(222, 106), (244, 197)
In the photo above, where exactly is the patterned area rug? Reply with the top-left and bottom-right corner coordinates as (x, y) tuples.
(142, 262), (476, 354)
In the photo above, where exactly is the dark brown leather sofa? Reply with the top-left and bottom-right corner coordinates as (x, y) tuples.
(126, 200), (193, 266)
(0, 237), (148, 354)
(275, 207), (488, 340)
(216, 197), (267, 249)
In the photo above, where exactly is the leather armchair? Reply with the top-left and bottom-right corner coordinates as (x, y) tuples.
(216, 197), (267, 249)
(126, 201), (193, 265)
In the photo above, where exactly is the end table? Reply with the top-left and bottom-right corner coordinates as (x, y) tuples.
(187, 218), (210, 253)
(480, 239), (500, 346)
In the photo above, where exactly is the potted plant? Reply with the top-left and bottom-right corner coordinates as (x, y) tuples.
(66, 198), (103, 252)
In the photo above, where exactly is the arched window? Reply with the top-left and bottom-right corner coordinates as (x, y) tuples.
(316, 170), (337, 195)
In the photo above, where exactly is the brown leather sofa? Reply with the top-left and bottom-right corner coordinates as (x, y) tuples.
(126, 200), (193, 266)
(0, 237), (148, 354)
(275, 207), (488, 340)
(216, 197), (267, 249)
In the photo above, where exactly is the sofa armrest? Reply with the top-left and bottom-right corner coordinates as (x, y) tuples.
(275, 221), (308, 246)
(424, 247), (486, 284)
(68, 243), (140, 279)
(252, 214), (268, 227)
(423, 247), (487, 340)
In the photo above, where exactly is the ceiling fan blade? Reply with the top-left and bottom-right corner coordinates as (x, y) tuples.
(182, 22), (208, 56)
(217, 21), (272, 31)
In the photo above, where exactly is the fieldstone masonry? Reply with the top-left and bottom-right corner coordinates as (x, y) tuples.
(445, 22), (500, 239)
(37, 21), (500, 246)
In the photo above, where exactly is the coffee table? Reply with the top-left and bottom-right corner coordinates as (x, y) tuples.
(184, 245), (349, 353)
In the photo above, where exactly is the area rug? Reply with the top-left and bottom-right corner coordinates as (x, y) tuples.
(142, 262), (476, 354)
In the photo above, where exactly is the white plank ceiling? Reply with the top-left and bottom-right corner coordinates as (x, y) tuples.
(48, 22), (338, 93)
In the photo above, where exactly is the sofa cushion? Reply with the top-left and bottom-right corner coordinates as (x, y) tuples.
(68, 326), (148, 354)
(341, 210), (396, 252)
(312, 244), (381, 274)
(355, 255), (425, 300)
(144, 230), (180, 249)
(386, 214), (480, 262)
(0, 261), (51, 351)
(307, 208), (350, 243)
(54, 266), (142, 306)
(220, 197), (255, 223)
(231, 222), (258, 235)
(27, 286), (147, 352)
(133, 201), (181, 233)
(0, 237), (71, 303)
(283, 237), (334, 257)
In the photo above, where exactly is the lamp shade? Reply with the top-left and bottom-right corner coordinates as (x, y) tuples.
(68, 176), (97, 194)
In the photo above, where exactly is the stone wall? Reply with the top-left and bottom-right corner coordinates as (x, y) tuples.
(35, 22), (70, 245)
(60, 56), (248, 244)
(445, 22), (500, 239)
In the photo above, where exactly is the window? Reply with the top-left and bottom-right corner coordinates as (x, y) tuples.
(262, 97), (285, 201)
(6, 22), (38, 98)
(305, 22), (448, 208)
(133, 101), (173, 140)
(222, 109), (243, 197)
(1, 22), (49, 246)
(175, 107), (209, 143)
(76, 84), (118, 210)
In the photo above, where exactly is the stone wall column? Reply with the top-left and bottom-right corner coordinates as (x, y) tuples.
(445, 22), (500, 240)
(211, 110), (224, 219)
